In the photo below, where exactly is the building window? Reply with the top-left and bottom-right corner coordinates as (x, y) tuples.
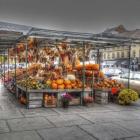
(132, 50), (136, 58)
(107, 53), (110, 59)
(104, 53), (106, 59)
(112, 53), (115, 59)
(127, 51), (129, 57)
(117, 52), (120, 58)
(121, 52), (124, 58)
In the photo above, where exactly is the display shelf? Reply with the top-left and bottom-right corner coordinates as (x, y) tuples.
(16, 85), (92, 93)
(5, 28), (127, 109)
(16, 85), (90, 108)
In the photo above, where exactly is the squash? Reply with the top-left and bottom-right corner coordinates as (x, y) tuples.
(85, 64), (91, 70)
(51, 83), (58, 89)
(91, 64), (99, 71)
(58, 84), (65, 89)
(56, 79), (64, 85)
(76, 65), (82, 70)
(71, 83), (76, 88)
(46, 80), (52, 86)
(78, 83), (82, 88)
(65, 84), (72, 89)
(64, 80), (71, 85)
(20, 96), (26, 105)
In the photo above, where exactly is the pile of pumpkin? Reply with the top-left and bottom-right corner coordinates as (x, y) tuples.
(75, 64), (104, 78)
(94, 79), (124, 89)
(46, 79), (84, 89)
(77, 70), (104, 78)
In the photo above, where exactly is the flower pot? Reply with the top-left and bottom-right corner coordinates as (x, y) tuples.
(62, 101), (69, 108)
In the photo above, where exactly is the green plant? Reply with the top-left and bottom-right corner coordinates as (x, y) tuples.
(118, 88), (139, 105)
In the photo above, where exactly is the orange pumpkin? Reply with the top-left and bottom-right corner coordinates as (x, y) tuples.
(91, 64), (99, 71)
(51, 83), (58, 89)
(78, 83), (82, 88)
(76, 65), (82, 70)
(64, 80), (71, 85)
(85, 64), (91, 70)
(85, 71), (93, 76)
(56, 79), (64, 85)
(71, 83), (76, 88)
(58, 84), (65, 89)
(65, 84), (72, 89)
(52, 80), (56, 83)
(20, 96), (26, 105)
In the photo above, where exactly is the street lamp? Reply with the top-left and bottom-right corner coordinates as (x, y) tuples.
(132, 57), (138, 71)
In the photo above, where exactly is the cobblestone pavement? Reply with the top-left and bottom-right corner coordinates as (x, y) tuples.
(0, 84), (140, 140)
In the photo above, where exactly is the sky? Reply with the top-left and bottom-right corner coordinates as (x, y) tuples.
(0, 0), (140, 33)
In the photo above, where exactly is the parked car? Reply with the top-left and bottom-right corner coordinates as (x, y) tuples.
(102, 68), (123, 77)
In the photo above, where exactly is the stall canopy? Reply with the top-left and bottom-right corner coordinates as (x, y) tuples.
(0, 21), (31, 49)
(0, 21), (138, 50)
(28, 27), (133, 46)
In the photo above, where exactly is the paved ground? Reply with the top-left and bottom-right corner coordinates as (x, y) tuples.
(1, 83), (140, 140)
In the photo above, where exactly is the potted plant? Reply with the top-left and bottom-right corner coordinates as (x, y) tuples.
(118, 88), (139, 105)
(83, 96), (94, 106)
(61, 93), (72, 108)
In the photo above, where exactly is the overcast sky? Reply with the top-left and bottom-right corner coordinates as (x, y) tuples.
(0, 0), (140, 33)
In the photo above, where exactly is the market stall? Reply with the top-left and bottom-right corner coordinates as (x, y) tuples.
(1, 26), (138, 109)
(5, 28), (128, 108)
(13, 38), (98, 108)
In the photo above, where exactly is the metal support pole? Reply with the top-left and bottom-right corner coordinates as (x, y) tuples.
(0, 51), (1, 78)
(8, 48), (9, 87)
(4, 50), (5, 86)
(15, 44), (17, 95)
(82, 42), (86, 105)
(91, 70), (94, 97)
(128, 45), (131, 89)
(0, 51), (2, 78)
(25, 42), (29, 109)
(97, 49), (100, 65)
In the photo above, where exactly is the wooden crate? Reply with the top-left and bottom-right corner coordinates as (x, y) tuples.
(28, 100), (43, 108)
(44, 98), (57, 108)
(28, 92), (43, 100)
(95, 96), (108, 104)
(69, 98), (80, 105)
(95, 90), (108, 104)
